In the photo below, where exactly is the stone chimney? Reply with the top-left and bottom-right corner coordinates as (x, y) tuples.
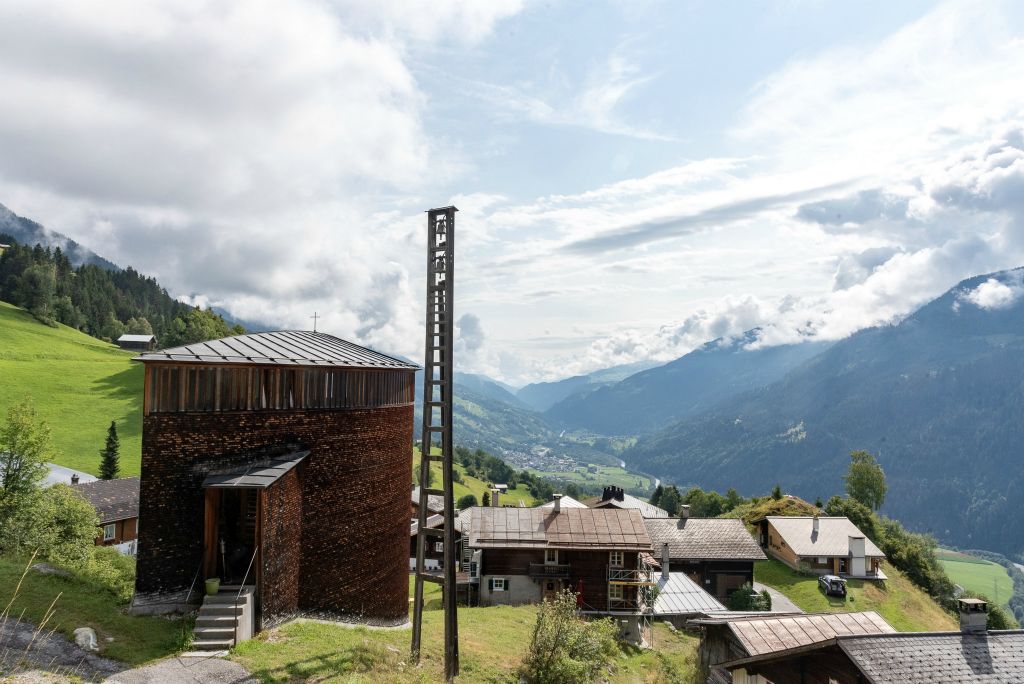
(553, 493), (562, 513)
(602, 485), (625, 502)
(812, 514), (819, 535)
(958, 598), (988, 634)
(680, 504), (691, 520)
(490, 487), (500, 507)
(71, 473), (80, 485)
(661, 543), (670, 580)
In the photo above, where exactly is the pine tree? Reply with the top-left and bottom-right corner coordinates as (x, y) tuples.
(99, 421), (120, 480)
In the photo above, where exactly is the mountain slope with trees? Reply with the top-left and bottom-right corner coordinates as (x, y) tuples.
(626, 267), (1024, 558)
(545, 332), (830, 435)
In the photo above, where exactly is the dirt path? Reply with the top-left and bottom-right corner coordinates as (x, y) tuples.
(752, 582), (805, 614)
(105, 655), (256, 684)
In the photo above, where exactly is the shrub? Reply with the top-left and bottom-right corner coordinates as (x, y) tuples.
(0, 484), (98, 566)
(726, 583), (772, 611)
(520, 589), (618, 684)
(457, 494), (478, 509)
(79, 546), (137, 603)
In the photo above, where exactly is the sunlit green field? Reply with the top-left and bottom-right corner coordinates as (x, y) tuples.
(937, 549), (1014, 607)
(0, 302), (143, 475)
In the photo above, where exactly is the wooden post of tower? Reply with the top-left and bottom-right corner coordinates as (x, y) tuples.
(411, 206), (459, 680)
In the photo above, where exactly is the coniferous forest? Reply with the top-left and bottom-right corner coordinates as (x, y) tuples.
(0, 235), (243, 346)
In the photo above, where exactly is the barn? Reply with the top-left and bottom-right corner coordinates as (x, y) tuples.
(130, 331), (417, 629)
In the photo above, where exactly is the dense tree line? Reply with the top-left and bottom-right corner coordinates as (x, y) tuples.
(454, 445), (557, 502)
(0, 236), (242, 345)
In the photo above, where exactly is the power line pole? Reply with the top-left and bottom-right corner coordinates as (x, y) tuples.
(412, 206), (459, 681)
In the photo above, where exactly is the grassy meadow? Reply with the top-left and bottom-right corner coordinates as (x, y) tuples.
(527, 463), (653, 495)
(0, 301), (143, 475)
(232, 578), (698, 683)
(937, 548), (1014, 607)
(754, 559), (957, 632)
(0, 554), (186, 665)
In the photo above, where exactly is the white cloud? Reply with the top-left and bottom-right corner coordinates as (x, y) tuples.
(960, 276), (1024, 310)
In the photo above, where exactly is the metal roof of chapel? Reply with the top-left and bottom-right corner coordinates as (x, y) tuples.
(134, 330), (418, 370)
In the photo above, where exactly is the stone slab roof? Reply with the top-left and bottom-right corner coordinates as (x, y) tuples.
(765, 516), (884, 557)
(839, 631), (1024, 683)
(699, 611), (895, 658)
(469, 506), (651, 551)
(539, 494), (588, 509)
(73, 477), (139, 524)
(412, 486), (444, 514)
(645, 517), (767, 561)
(586, 492), (670, 518)
(134, 330), (418, 370)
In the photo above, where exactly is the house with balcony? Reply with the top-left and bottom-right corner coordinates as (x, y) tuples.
(468, 497), (656, 643)
(754, 515), (887, 580)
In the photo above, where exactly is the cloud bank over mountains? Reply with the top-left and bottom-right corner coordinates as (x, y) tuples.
(1, 1), (1024, 384)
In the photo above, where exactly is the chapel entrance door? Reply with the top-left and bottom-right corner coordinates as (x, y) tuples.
(203, 487), (261, 585)
(543, 579), (562, 602)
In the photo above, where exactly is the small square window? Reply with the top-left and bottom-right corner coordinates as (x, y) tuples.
(609, 584), (623, 601)
(492, 578), (508, 592)
(545, 549), (558, 565)
(102, 523), (116, 542)
(609, 551), (624, 568)
(435, 541), (444, 553)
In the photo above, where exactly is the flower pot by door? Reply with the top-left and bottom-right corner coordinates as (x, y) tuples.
(205, 578), (221, 595)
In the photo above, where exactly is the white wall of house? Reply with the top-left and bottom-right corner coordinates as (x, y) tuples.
(480, 575), (539, 606)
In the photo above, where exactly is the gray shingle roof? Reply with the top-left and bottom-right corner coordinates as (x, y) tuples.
(653, 572), (726, 616)
(202, 451), (309, 488)
(766, 517), (884, 557)
(539, 495), (589, 509)
(588, 493), (669, 518)
(469, 507), (652, 551)
(839, 631), (1024, 683)
(134, 330), (418, 370)
(412, 486), (444, 514)
(74, 477), (139, 524)
(704, 612), (895, 658)
(645, 518), (767, 561)
(117, 334), (156, 343)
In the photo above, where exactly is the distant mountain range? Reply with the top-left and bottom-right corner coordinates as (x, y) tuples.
(0, 203), (118, 270)
(515, 360), (657, 412)
(624, 268), (1024, 557)
(543, 333), (830, 434)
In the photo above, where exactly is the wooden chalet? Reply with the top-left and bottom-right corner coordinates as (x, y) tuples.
(690, 610), (896, 683)
(74, 477), (140, 550)
(116, 333), (157, 351)
(644, 508), (766, 600)
(754, 516), (886, 580)
(699, 600), (1024, 684)
(468, 501), (656, 643)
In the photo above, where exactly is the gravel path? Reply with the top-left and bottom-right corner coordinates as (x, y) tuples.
(752, 582), (804, 614)
(105, 656), (256, 684)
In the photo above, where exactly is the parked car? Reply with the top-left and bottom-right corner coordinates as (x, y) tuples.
(819, 574), (847, 597)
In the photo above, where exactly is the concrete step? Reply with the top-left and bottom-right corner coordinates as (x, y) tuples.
(192, 638), (234, 651)
(199, 605), (244, 617)
(218, 585), (254, 593)
(195, 626), (236, 639)
(195, 615), (238, 628)
(203, 594), (247, 605)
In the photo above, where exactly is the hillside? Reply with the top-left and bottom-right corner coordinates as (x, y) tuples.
(937, 549), (1014, 607)
(0, 301), (142, 475)
(755, 560), (957, 632)
(0, 202), (117, 270)
(626, 267), (1024, 557)
(545, 332), (830, 435)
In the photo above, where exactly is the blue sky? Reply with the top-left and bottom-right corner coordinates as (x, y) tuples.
(1, 1), (1023, 384)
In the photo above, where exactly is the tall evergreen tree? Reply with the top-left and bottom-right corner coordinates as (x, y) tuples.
(99, 421), (120, 480)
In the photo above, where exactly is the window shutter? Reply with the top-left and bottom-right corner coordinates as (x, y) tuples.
(488, 578), (494, 592)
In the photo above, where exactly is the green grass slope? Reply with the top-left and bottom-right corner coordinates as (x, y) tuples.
(0, 554), (185, 664)
(0, 301), (142, 475)
(937, 549), (1014, 607)
(755, 559), (957, 632)
(234, 579), (698, 683)
(413, 448), (542, 507)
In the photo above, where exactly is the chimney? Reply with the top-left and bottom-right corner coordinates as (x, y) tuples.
(958, 598), (988, 634)
(812, 514), (819, 534)
(553, 493), (562, 513)
(680, 504), (691, 520)
(661, 542), (670, 580)
(71, 473), (80, 485)
(490, 487), (500, 508)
